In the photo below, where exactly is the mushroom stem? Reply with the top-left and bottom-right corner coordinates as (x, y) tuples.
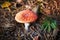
(24, 23), (30, 30)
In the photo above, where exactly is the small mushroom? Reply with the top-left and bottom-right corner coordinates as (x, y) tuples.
(1, 1), (11, 12)
(15, 9), (37, 30)
(1, 1), (11, 8)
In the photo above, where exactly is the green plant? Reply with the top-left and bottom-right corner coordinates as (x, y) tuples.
(41, 17), (57, 32)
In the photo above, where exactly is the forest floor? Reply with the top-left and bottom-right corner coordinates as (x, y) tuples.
(0, 0), (60, 40)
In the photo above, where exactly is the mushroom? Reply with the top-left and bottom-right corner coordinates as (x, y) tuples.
(1, 1), (11, 12)
(15, 9), (37, 30)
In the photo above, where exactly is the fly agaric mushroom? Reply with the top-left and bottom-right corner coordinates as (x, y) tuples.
(15, 9), (37, 30)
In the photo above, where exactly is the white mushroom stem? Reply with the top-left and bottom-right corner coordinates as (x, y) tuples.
(24, 23), (30, 30)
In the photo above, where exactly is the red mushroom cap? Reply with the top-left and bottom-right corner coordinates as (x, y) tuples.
(15, 9), (37, 23)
